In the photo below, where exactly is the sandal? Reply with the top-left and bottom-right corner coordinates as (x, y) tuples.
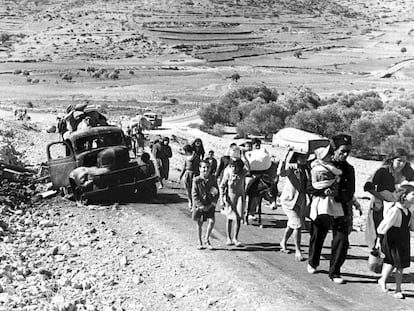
(226, 239), (234, 246)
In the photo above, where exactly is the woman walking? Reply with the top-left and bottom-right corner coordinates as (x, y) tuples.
(278, 148), (309, 261)
(364, 148), (414, 248)
(376, 184), (414, 299)
(191, 138), (205, 160)
(179, 144), (200, 209)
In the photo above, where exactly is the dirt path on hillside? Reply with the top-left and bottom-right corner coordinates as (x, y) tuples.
(138, 186), (414, 311)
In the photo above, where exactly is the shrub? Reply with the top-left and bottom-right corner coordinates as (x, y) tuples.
(229, 72), (240, 82)
(286, 107), (345, 139)
(380, 135), (412, 156)
(229, 100), (260, 125)
(170, 98), (179, 105)
(350, 111), (407, 156)
(199, 102), (229, 127)
(237, 103), (288, 138)
(322, 91), (383, 111)
(385, 96), (414, 114)
(212, 124), (225, 137)
(282, 86), (321, 114)
(199, 85), (278, 127)
(62, 73), (72, 81)
(0, 32), (11, 43)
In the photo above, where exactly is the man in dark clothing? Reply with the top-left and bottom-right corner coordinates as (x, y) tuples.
(206, 150), (218, 176)
(329, 134), (355, 283)
(307, 134), (355, 284)
(152, 137), (172, 188)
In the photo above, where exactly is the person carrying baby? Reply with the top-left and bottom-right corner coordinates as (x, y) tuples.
(306, 144), (346, 284)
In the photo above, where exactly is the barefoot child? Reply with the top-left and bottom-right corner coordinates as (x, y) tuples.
(192, 160), (218, 249)
(219, 149), (250, 247)
(376, 184), (414, 299)
(179, 144), (200, 209)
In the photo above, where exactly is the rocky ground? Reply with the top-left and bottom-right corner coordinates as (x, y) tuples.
(0, 116), (278, 311)
(1, 0), (414, 310)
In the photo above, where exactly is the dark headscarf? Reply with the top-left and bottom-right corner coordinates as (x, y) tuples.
(191, 138), (205, 159)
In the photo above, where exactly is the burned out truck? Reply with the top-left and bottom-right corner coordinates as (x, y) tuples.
(47, 126), (158, 204)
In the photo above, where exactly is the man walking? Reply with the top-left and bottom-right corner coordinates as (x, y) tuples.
(329, 134), (355, 284)
(307, 134), (355, 284)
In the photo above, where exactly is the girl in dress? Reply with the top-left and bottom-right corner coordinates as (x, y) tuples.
(179, 144), (200, 209)
(376, 184), (414, 299)
(219, 149), (250, 246)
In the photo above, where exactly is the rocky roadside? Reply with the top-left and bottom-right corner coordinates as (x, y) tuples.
(1, 190), (296, 311)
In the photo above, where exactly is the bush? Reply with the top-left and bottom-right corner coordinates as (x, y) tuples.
(350, 111), (407, 156)
(286, 107), (345, 139)
(322, 91), (383, 111)
(282, 86), (321, 114)
(380, 135), (412, 156)
(170, 98), (179, 105)
(199, 85), (278, 127)
(237, 103), (288, 138)
(212, 124), (225, 137)
(0, 32), (11, 43)
(199, 102), (229, 127)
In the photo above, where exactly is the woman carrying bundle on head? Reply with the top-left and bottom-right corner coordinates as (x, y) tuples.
(278, 148), (310, 262)
(179, 144), (200, 210)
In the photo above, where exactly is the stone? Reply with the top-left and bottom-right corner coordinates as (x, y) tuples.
(119, 256), (128, 267)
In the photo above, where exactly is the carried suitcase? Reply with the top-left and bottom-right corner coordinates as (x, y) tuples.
(272, 127), (329, 154)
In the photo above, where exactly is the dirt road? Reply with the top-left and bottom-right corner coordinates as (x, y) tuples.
(139, 185), (414, 311)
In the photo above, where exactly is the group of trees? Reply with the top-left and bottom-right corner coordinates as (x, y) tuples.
(199, 85), (414, 159)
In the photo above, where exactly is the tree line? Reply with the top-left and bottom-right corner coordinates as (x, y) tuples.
(199, 85), (414, 160)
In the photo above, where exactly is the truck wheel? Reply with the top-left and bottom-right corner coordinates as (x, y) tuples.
(147, 182), (157, 199)
(140, 182), (157, 199)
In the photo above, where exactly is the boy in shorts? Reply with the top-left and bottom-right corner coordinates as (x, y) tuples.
(192, 160), (218, 249)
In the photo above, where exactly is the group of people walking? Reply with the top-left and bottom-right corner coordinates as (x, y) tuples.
(135, 131), (414, 299)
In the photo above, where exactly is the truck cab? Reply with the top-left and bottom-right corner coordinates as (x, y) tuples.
(47, 126), (158, 203)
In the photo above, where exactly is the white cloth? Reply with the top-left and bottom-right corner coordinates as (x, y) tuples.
(377, 202), (414, 234)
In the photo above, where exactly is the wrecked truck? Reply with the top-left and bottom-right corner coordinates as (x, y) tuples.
(47, 126), (158, 204)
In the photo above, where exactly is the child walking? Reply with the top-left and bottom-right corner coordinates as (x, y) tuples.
(192, 160), (218, 249)
(179, 144), (200, 209)
(376, 184), (414, 299)
(219, 149), (250, 247)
